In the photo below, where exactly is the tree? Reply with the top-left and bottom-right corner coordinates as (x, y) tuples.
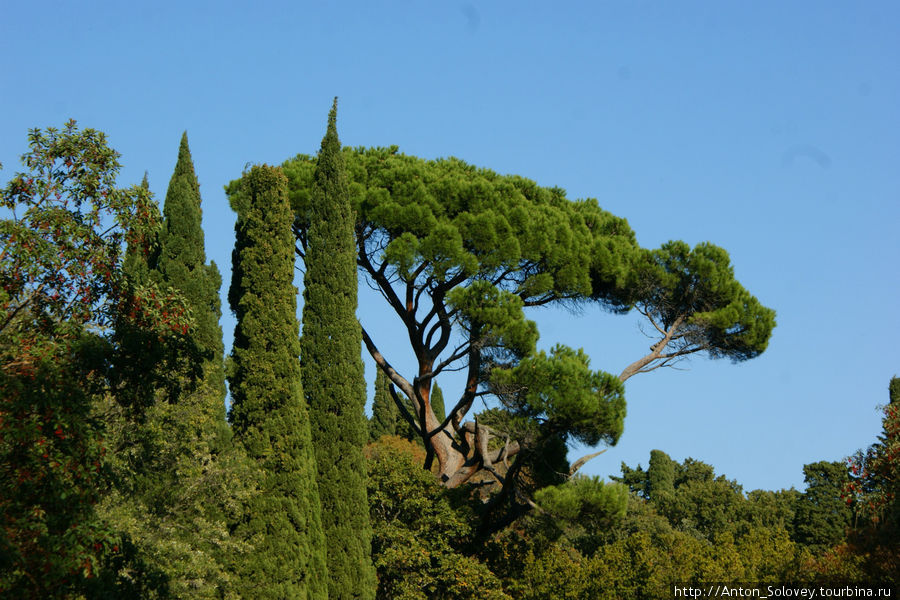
(227, 164), (327, 599)
(531, 475), (628, 555)
(793, 461), (852, 551)
(365, 437), (510, 600)
(300, 99), (376, 600)
(156, 132), (228, 430)
(647, 449), (675, 497)
(0, 121), (189, 596)
(431, 382), (446, 423)
(846, 377), (900, 530)
(369, 367), (427, 444)
(96, 135), (251, 598)
(615, 453), (747, 542)
(284, 147), (775, 508)
(370, 367), (399, 442)
(841, 377), (900, 581)
(285, 149), (633, 490)
(619, 240), (776, 381)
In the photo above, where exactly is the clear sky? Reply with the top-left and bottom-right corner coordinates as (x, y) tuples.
(2, 1), (898, 493)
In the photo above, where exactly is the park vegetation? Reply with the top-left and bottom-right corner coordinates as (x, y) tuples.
(1, 112), (896, 598)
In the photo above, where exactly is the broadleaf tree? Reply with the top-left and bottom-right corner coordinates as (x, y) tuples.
(0, 121), (190, 596)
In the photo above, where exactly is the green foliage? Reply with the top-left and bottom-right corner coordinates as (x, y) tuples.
(95, 393), (253, 598)
(365, 437), (510, 600)
(0, 118), (799, 598)
(301, 100), (376, 599)
(447, 281), (538, 358)
(510, 544), (592, 600)
(535, 477), (628, 527)
(793, 461), (852, 551)
(490, 345), (626, 448)
(93, 133), (252, 598)
(745, 489), (801, 531)
(501, 482), (808, 598)
(157, 134), (221, 354)
(109, 177), (198, 416)
(283, 145), (774, 535)
(847, 377), (900, 531)
(155, 133), (227, 418)
(587, 452), (817, 592)
(656, 476), (746, 542)
(615, 462), (650, 500)
(369, 369), (420, 444)
(227, 164), (327, 599)
(532, 476), (628, 555)
(369, 367), (399, 442)
(841, 378), (900, 582)
(648, 449), (675, 499)
(621, 241), (776, 380)
(431, 382), (446, 423)
(283, 146), (640, 495)
(0, 121), (190, 596)
(615, 453), (778, 543)
(1, 335), (116, 597)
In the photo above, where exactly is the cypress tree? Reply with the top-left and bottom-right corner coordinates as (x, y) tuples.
(369, 368), (398, 442)
(647, 449), (675, 500)
(301, 99), (376, 599)
(793, 461), (852, 550)
(101, 139), (252, 597)
(228, 165), (327, 600)
(157, 133), (227, 428)
(431, 382), (446, 423)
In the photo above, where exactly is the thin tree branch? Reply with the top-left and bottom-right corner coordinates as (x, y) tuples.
(360, 323), (415, 400)
(569, 449), (607, 477)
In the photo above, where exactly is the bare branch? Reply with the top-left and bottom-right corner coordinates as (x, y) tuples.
(423, 340), (473, 380)
(360, 324), (415, 400)
(569, 449), (607, 477)
(389, 383), (421, 437)
(358, 246), (412, 327)
(636, 303), (667, 336)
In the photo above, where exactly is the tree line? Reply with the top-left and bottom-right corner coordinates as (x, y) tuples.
(1, 107), (895, 598)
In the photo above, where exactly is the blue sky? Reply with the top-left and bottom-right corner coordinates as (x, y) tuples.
(2, 1), (898, 493)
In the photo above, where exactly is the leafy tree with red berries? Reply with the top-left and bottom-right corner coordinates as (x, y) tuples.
(0, 121), (190, 597)
(842, 376), (900, 582)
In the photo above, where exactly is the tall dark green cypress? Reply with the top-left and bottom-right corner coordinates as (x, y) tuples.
(369, 368), (398, 442)
(648, 449), (675, 499)
(155, 134), (247, 593)
(104, 149), (250, 597)
(157, 133), (227, 428)
(301, 99), (376, 599)
(227, 165), (327, 600)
